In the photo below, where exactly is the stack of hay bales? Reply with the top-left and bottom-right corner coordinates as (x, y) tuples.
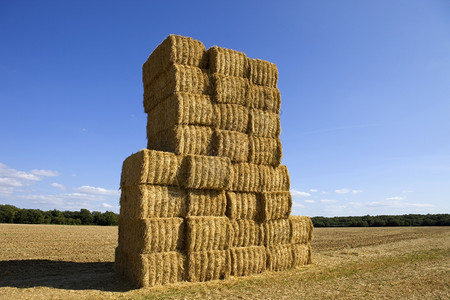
(115, 35), (313, 288)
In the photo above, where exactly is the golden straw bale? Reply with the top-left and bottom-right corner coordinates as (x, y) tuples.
(292, 243), (312, 267)
(248, 109), (281, 138)
(290, 216), (314, 244)
(231, 219), (264, 247)
(187, 189), (227, 217)
(208, 46), (249, 77)
(143, 64), (212, 112)
(187, 249), (231, 282)
(213, 103), (250, 132)
(257, 191), (292, 221)
(147, 125), (214, 156)
(120, 149), (181, 187)
(146, 93), (215, 133)
(120, 185), (187, 219)
(249, 136), (282, 166)
(186, 216), (233, 251)
(180, 154), (231, 190)
(226, 191), (258, 220)
(248, 58), (278, 88)
(264, 219), (291, 246)
(213, 129), (249, 163)
(211, 74), (250, 106)
(142, 34), (207, 85)
(230, 246), (266, 276)
(266, 244), (294, 271)
(229, 163), (262, 192)
(118, 218), (184, 253)
(260, 165), (291, 192)
(249, 85), (281, 114)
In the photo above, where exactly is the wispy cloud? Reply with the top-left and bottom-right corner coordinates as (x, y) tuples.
(0, 177), (23, 187)
(351, 190), (363, 194)
(290, 189), (311, 198)
(309, 189), (318, 193)
(50, 182), (66, 190)
(0, 163), (59, 182)
(386, 196), (405, 201)
(335, 188), (363, 194)
(305, 199), (315, 203)
(320, 199), (337, 203)
(74, 185), (120, 196)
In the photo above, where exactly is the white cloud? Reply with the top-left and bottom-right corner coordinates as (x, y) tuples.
(31, 169), (59, 177)
(304, 199), (315, 203)
(309, 189), (318, 193)
(50, 182), (66, 190)
(292, 202), (305, 208)
(351, 190), (363, 194)
(0, 186), (14, 195)
(386, 196), (405, 201)
(0, 162), (59, 182)
(290, 189), (311, 198)
(320, 199), (337, 203)
(322, 191), (328, 194)
(74, 185), (120, 196)
(335, 188), (350, 194)
(102, 203), (119, 209)
(0, 177), (23, 187)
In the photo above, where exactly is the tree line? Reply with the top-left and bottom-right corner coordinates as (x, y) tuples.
(311, 214), (449, 227)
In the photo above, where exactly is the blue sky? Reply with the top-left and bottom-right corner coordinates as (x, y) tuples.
(1, 0), (449, 216)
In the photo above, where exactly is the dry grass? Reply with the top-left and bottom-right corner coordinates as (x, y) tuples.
(0, 224), (448, 299)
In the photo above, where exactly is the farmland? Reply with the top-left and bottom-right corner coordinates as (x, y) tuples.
(0, 224), (448, 299)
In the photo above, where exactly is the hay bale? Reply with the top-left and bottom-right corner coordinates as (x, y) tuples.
(211, 73), (250, 106)
(249, 136), (282, 166)
(264, 219), (291, 246)
(208, 46), (249, 77)
(248, 58), (278, 88)
(213, 129), (249, 163)
(185, 216), (233, 251)
(266, 244), (293, 271)
(290, 216), (314, 244)
(257, 191), (292, 221)
(148, 125), (214, 156)
(187, 249), (231, 282)
(143, 64), (212, 112)
(249, 109), (281, 138)
(230, 246), (266, 276)
(143, 34), (207, 85)
(146, 92), (215, 133)
(118, 218), (184, 253)
(180, 154), (231, 190)
(120, 185), (187, 219)
(115, 247), (186, 287)
(187, 189), (227, 217)
(229, 163), (261, 192)
(249, 85), (281, 114)
(120, 149), (181, 187)
(231, 219), (264, 247)
(226, 191), (258, 220)
(292, 243), (312, 267)
(213, 103), (249, 132)
(260, 165), (290, 192)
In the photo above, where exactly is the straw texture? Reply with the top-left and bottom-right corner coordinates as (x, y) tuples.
(213, 129), (249, 163)
(264, 219), (291, 246)
(230, 246), (266, 277)
(248, 58), (278, 88)
(260, 165), (291, 192)
(249, 136), (282, 166)
(213, 103), (249, 132)
(226, 191), (258, 220)
(249, 109), (281, 138)
(208, 46), (249, 77)
(249, 85), (281, 114)
(229, 163), (261, 192)
(292, 243), (312, 267)
(211, 74), (250, 106)
(186, 216), (233, 251)
(231, 219), (264, 247)
(181, 155), (231, 190)
(187, 189), (227, 217)
(290, 216), (314, 244)
(258, 191), (292, 221)
(266, 244), (294, 271)
(187, 250), (231, 282)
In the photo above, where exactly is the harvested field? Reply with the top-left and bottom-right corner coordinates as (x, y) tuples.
(0, 224), (448, 299)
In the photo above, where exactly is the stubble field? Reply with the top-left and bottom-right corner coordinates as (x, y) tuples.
(0, 224), (448, 299)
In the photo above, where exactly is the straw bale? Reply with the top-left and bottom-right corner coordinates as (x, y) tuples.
(146, 93), (215, 134)
(148, 125), (214, 156)
(180, 154), (231, 190)
(260, 165), (291, 192)
(249, 109), (281, 138)
(208, 46), (249, 77)
(264, 219), (291, 246)
(249, 136), (282, 166)
(187, 189), (227, 217)
(143, 35), (207, 85)
(229, 163), (261, 192)
(211, 74), (250, 106)
(226, 191), (258, 220)
(248, 58), (278, 88)
(120, 149), (181, 187)
(186, 216), (233, 251)
(118, 218), (184, 253)
(231, 219), (264, 247)
(292, 243), (312, 267)
(120, 185), (187, 219)
(249, 85), (281, 114)
(187, 249), (231, 282)
(213, 104), (250, 132)
(230, 246), (266, 276)
(143, 64), (212, 112)
(290, 216), (314, 244)
(258, 191), (292, 221)
(266, 244), (294, 271)
(213, 129), (249, 163)
(115, 247), (186, 287)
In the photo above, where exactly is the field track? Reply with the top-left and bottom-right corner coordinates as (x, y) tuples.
(0, 224), (448, 299)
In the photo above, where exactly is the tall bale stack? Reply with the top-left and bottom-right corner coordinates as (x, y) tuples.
(116, 34), (313, 288)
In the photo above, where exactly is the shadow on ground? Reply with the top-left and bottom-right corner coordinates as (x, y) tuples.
(0, 260), (133, 292)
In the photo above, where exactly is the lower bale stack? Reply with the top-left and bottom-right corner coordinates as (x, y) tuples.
(230, 246), (266, 276)
(187, 249), (231, 282)
(290, 216), (314, 244)
(266, 244), (294, 271)
(292, 243), (312, 267)
(231, 219), (264, 247)
(186, 216), (233, 252)
(264, 219), (291, 246)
